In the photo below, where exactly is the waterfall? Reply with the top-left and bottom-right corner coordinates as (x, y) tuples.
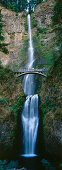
(21, 14), (39, 157)
(23, 14), (34, 96)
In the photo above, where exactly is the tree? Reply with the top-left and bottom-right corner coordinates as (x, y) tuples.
(0, 0), (37, 12)
(0, 0), (27, 11)
(0, 10), (8, 54)
(52, 0), (62, 45)
(52, 0), (62, 65)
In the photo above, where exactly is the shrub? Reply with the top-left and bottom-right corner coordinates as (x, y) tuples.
(31, 14), (37, 28)
(37, 27), (47, 34)
(0, 10), (8, 54)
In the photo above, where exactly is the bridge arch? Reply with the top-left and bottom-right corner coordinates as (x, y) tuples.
(16, 71), (46, 77)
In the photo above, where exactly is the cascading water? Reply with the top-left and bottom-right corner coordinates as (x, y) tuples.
(21, 14), (39, 157)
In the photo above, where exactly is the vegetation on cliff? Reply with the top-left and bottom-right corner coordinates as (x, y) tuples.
(0, 62), (25, 159)
(0, 0), (37, 12)
(0, 4), (26, 159)
(39, 0), (62, 119)
(0, 0), (47, 13)
(0, 9), (8, 54)
(38, 0), (62, 159)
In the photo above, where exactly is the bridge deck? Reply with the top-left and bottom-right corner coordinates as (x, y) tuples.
(14, 69), (47, 77)
(14, 68), (46, 73)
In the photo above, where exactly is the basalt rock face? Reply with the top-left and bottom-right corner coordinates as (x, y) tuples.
(29, 0), (55, 94)
(34, 0), (54, 27)
(39, 65), (62, 160)
(32, 0), (62, 160)
(0, 3), (26, 160)
(0, 4), (25, 70)
(0, 5), (26, 160)
(0, 65), (25, 159)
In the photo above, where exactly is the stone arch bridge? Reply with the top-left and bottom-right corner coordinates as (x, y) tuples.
(14, 68), (47, 77)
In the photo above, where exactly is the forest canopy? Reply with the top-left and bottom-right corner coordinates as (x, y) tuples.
(0, 0), (46, 12)
(0, 0), (37, 12)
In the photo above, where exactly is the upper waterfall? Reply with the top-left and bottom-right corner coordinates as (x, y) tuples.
(23, 14), (35, 95)
(28, 14), (34, 63)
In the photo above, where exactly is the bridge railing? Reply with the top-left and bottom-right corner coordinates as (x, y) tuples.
(14, 68), (46, 73)
(20, 69), (43, 72)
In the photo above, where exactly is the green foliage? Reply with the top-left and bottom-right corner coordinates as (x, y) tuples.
(0, 96), (7, 106)
(25, 22), (28, 30)
(0, 62), (25, 159)
(0, 160), (7, 170)
(7, 1), (18, 12)
(32, 21), (37, 28)
(0, 0), (26, 12)
(18, 36), (28, 68)
(39, 0), (62, 119)
(24, 17), (28, 31)
(52, 0), (62, 25)
(0, 43), (9, 54)
(0, 0), (37, 12)
(10, 94), (25, 121)
(37, 0), (47, 4)
(50, 0), (62, 72)
(32, 33), (54, 69)
(37, 27), (47, 34)
(39, 96), (56, 115)
(31, 14), (37, 28)
(0, 11), (5, 41)
(52, 0), (62, 46)
(0, 160), (18, 170)
(0, 10), (8, 54)
(37, 0), (43, 4)
(0, 62), (13, 81)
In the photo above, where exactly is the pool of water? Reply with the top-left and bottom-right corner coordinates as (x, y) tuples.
(20, 154), (38, 157)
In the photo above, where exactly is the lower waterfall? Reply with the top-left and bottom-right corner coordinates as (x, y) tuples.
(21, 14), (39, 157)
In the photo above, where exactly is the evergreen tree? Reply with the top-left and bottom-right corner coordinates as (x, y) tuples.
(0, 10), (4, 41)
(52, 0), (62, 24)
(52, 0), (62, 45)
(52, 0), (62, 65)
(0, 0), (37, 12)
(37, 0), (46, 4)
(0, 10), (8, 54)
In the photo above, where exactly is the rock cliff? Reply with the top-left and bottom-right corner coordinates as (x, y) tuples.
(0, 4), (25, 70)
(32, 0), (62, 160)
(0, 63), (25, 159)
(0, 5), (25, 159)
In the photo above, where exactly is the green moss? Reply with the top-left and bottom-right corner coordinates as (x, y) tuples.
(0, 96), (7, 106)
(54, 108), (62, 120)
(10, 94), (25, 119)
(39, 95), (57, 116)
(24, 19), (28, 31)
(18, 36), (28, 68)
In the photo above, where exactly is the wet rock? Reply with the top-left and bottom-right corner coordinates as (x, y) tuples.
(41, 158), (51, 167)
(59, 163), (62, 167)
(8, 168), (28, 170)
(19, 168), (28, 170)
